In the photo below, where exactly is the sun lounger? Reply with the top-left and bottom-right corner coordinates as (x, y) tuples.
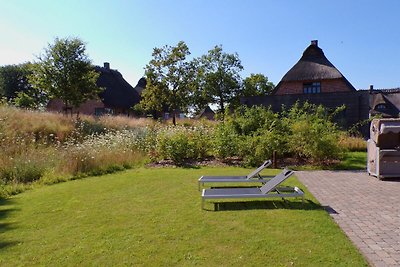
(198, 160), (272, 190)
(201, 169), (304, 210)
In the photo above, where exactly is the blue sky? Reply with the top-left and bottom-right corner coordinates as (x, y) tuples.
(1, 0), (399, 89)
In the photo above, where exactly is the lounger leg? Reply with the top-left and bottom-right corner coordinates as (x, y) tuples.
(201, 198), (204, 210)
(198, 182), (204, 191)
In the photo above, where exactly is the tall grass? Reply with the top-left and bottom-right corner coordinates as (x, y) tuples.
(0, 105), (149, 197)
(339, 134), (367, 152)
(0, 105), (74, 142)
(97, 115), (155, 130)
(58, 130), (146, 176)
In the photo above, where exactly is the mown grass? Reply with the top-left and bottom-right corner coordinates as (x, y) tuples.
(334, 151), (367, 170)
(0, 167), (367, 266)
(289, 151), (367, 171)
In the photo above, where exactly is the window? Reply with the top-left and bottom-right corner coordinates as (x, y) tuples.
(95, 108), (105, 116)
(375, 104), (386, 111)
(303, 82), (321, 94)
(95, 108), (113, 116)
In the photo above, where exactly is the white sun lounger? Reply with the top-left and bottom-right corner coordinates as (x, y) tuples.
(198, 160), (272, 190)
(201, 169), (304, 210)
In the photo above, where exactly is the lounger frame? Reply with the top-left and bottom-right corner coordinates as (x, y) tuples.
(201, 169), (304, 210)
(198, 160), (272, 190)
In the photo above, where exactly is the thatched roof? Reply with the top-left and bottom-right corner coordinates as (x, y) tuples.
(370, 89), (400, 117)
(195, 105), (215, 120)
(95, 63), (141, 109)
(273, 40), (355, 93)
(134, 77), (147, 95)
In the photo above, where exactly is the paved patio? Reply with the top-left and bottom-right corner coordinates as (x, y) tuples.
(296, 171), (400, 267)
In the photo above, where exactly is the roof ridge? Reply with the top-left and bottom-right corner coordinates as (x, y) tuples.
(374, 88), (400, 93)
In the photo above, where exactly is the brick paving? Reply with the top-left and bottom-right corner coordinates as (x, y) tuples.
(296, 170), (400, 267)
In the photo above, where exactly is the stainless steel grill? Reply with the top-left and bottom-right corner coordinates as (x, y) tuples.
(367, 118), (400, 179)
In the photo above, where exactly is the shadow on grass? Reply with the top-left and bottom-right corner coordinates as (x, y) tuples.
(208, 199), (322, 211)
(0, 198), (19, 250)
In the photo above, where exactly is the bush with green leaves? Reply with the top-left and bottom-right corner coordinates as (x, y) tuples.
(213, 122), (240, 159)
(155, 124), (214, 165)
(281, 102), (344, 161)
(213, 104), (345, 165)
(213, 106), (285, 165)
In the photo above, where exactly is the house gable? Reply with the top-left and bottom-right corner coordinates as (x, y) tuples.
(95, 63), (141, 110)
(272, 40), (355, 95)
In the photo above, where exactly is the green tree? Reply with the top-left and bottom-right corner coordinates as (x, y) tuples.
(0, 63), (47, 109)
(242, 73), (274, 96)
(187, 58), (211, 114)
(199, 45), (243, 114)
(0, 63), (33, 100)
(141, 41), (193, 125)
(29, 37), (102, 112)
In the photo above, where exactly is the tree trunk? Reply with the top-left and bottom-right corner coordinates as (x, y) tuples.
(172, 109), (176, 126)
(219, 96), (224, 120)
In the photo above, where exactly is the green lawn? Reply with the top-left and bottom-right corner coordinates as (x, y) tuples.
(334, 151), (367, 170)
(0, 167), (367, 266)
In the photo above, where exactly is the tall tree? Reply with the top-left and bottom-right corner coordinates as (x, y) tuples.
(242, 73), (275, 96)
(29, 37), (102, 112)
(199, 45), (243, 114)
(0, 63), (47, 109)
(0, 63), (33, 100)
(187, 58), (211, 114)
(141, 41), (193, 125)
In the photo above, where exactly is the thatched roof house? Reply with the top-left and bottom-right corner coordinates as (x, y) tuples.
(47, 62), (145, 116)
(95, 63), (141, 114)
(272, 40), (355, 95)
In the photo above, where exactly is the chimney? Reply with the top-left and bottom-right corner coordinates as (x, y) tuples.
(104, 62), (110, 70)
(369, 84), (374, 93)
(311, 40), (318, 47)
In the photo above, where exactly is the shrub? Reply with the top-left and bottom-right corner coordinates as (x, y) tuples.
(190, 124), (214, 159)
(213, 123), (240, 159)
(213, 106), (285, 165)
(238, 130), (282, 166)
(282, 102), (344, 161)
(154, 125), (214, 165)
(157, 128), (192, 165)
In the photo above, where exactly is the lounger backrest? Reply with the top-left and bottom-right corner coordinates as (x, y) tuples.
(259, 169), (294, 194)
(246, 160), (272, 179)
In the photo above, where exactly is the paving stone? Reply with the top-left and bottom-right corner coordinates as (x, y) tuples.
(296, 170), (400, 267)
(382, 257), (397, 265)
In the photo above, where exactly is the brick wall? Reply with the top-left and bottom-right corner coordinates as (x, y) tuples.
(47, 98), (105, 115)
(275, 78), (353, 95)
